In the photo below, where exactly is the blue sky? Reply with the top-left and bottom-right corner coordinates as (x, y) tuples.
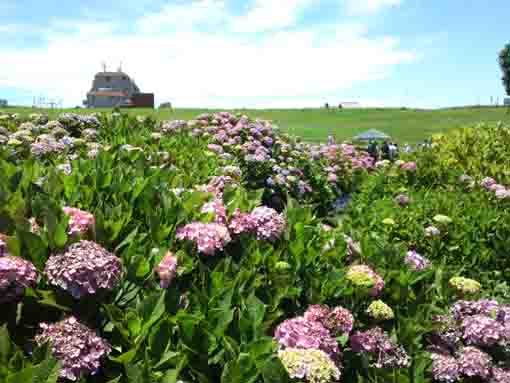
(1, 0), (509, 108)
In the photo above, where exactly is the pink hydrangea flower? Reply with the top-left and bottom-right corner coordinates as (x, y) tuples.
(201, 199), (227, 224)
(250, 206), (286, 241)
(274, 316), (340, 359)
(156, 251), (178, 288)
(176, 222), (231, 256)
(0, 256), (38, 303)
(400, 162), (417, 171)
(35, 316), (111, 381)
(45, 240), (122, 299)
(63, 207), (95, 235)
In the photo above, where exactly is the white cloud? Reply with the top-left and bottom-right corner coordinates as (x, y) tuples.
(344, 0), (402, 15)
(0, 2), (416, 108)
(231, 0), (315, 33)
(137, 0), (226, 33)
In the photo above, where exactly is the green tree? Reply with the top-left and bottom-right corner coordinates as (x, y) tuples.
(499, 42), (510, 95)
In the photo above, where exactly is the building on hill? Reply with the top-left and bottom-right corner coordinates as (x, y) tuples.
(338, 102), (360, 108)
(0, 99), (7, 107)
(84, 67), (154, 108)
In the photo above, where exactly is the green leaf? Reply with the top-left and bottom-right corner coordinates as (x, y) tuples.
(261, 357), (289, 383)
(0, 325), (12, 365)
(54, 223), (68, 248)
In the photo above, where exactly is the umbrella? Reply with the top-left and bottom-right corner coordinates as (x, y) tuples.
(353, 129), (391, 141)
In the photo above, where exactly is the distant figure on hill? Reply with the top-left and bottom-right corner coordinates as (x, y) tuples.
(388, 142), (398, 161)
(327, 135), (335, 145)
(338, 104), (343, 110)
(324, 102), (330, 110)
(367, 141), (379, 161)
(381, 141), (390, 160)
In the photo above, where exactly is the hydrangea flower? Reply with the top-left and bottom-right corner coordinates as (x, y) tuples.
(425, 225), (441, 237)
(0, 234), (7, 257)
(400, 162), (417, 171)
(274, 317), (340, 359)
(278, 348), (341, 383)
(394, 194), (411, 206)
(176, 222), (231, 255)
(405, 250), (430, 271)
(227, 208), (258, 235)
(63, 207), (95, 235)
(491, 367), (510, 383)
(451, 300), (500, 321)
(367, 300), (395, 320)
(461, 315), (508, 347)
(458, 346), (492, 379)
(449, 277), (481, 295)
(346, 265), (385, 297)
(250, 206), (286, 241)
(45, 240), (122, 299)
(35, 317), (111, 381)
(430, 353), (461, 382)
(480, 177), (497, 189)
(0, 256), (38, 303)
(201, 199), (227, 224)
(303, 304), (354, 336)
(156, 251), (178, 288)
(350, 327), (409, 368)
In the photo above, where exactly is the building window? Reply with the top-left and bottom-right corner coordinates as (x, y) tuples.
(122, 76), (127, 80)
(105, 76), (111, 82)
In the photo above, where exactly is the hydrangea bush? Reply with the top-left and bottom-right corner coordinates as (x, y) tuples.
(0, 111), (509, 383)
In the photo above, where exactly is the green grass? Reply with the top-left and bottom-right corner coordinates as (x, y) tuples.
(2, 106), (510, 143)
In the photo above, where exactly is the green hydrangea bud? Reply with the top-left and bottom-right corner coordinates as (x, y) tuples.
(275, 261), (291, 271)
(367, 300), (394, 320)
(433, 214), (452, 224)
(449, 276), (481, 294)
(382, 218), (396, 226)
(278, 348), (341, 383)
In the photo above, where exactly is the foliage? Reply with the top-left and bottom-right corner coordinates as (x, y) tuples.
(499, 42), (510, 96)
(0, 111), (509, 382)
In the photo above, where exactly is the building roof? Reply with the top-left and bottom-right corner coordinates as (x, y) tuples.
(94, 71), (129, 78)
(88, 90), (128, 97)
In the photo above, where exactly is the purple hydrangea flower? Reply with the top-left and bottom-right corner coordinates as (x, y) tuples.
(35, 316), (111, 381)
(461, 315), (509, 347)
(480, 177), (497, 189)
(228, 208), (258, 235)
(250, 206), (286, 241)
(405, 250), (430, 271)
(156, 251), (178, 288)
(350, 327), (409, 368)
(176, 222), (231, 256)
(458, 346), (492, 379)
(0, 256), (38, 303)
(451, 300), (500, 321)
(431, 353), (461, 382)
(45, 240), (122, 299)
(274, 316), (341, 359)
(303, 304), (354, 336)
(394, 194), (411, 206)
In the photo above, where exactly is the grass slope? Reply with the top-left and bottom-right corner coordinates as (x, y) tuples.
(2, 106), (509, 143)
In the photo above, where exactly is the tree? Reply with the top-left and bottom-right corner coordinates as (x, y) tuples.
(499, 42), (510, 96)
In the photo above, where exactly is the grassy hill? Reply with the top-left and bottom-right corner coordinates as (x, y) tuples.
(2, 105), (509, 143)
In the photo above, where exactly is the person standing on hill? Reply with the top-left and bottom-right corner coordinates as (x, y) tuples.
(381, 141), (390, 160)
